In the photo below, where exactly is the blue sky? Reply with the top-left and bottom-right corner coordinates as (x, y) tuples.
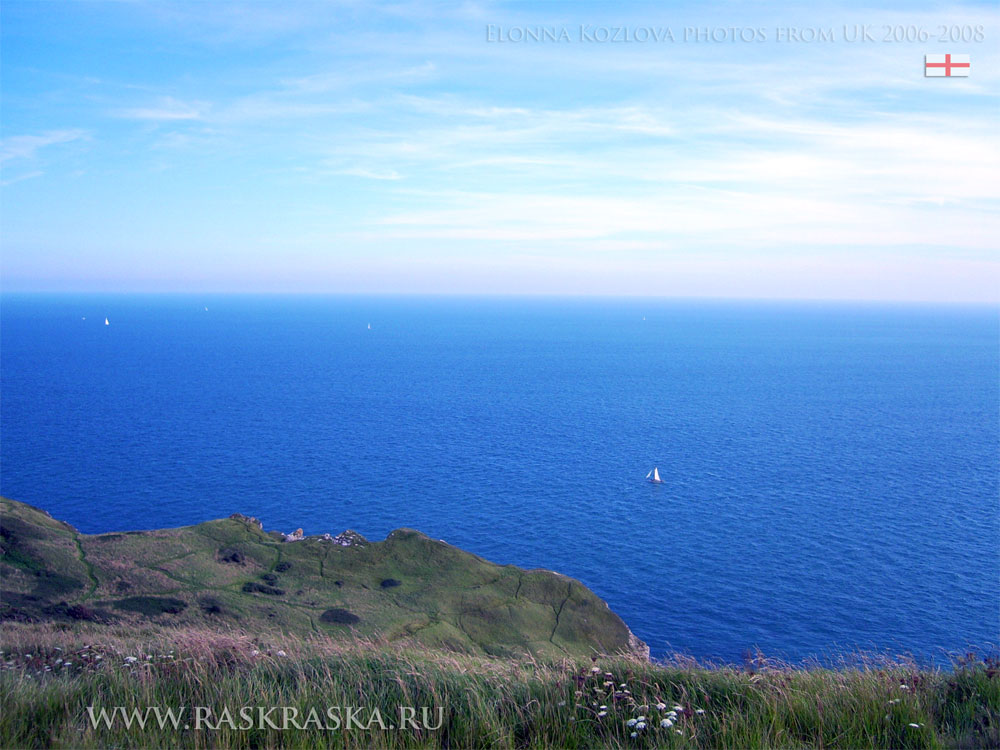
(1, 1), (997, 301)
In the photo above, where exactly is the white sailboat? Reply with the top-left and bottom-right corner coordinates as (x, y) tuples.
(104, 317), (110, 326)
(646, 467), (663, 484)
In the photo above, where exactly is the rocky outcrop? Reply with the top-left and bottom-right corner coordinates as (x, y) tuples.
(228, 513), (263, 530)
(326, 530), (368, 547)
(629, 631), (651, 661)
(281, 528), (368, 547)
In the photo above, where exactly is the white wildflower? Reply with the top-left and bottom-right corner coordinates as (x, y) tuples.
(276, 650), (287, 657)
(656, 702), (667, 710)
(673, 704), (684, 711)
(675, 729), (683, 734)
(630, 732), (637, 738)
(557, 701), (566, 707)
(598, 711), (607, 718)
(636, 721), (646, 730)
(124, 656), (138, 663)
(661, 718), (674, 728)
(626, 718), (637, 727)
(599, 705), (607, 710)
(695, 708), (705, 715)
(900, 684), (909, 690)
(908, 723), (922, 728)
(591, 666), (600, 673)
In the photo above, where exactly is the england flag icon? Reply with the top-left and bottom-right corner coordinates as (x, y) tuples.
(925, 54), (970, 77)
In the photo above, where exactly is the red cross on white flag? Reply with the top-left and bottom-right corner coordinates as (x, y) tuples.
(925, 54), (970, 77)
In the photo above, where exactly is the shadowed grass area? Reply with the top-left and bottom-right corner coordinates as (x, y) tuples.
(0, 623), (997, 749)
(112, 597), (188, 616)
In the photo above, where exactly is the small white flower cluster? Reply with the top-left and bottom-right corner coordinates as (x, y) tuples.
(626, 702), (703, 739)
(570, 664), (709, 741)
(2, 645), (119, 678)
(658, 705), (680, 729)
(627, 715), (647, 737)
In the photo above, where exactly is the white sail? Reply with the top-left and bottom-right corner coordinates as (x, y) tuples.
(645, 470), (652, 479)
(653, 467), (661, 483)
(104, 317), (109, 326)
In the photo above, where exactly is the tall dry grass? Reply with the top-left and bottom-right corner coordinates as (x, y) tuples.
(1, 622), (997, 749)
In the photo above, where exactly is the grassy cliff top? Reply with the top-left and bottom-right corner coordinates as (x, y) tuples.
(0, 497), (645, 661)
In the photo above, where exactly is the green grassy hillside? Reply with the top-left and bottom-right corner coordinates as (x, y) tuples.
(0, 498), (645, 660)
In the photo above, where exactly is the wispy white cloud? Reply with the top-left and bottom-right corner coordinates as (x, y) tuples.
(113, 96), (206, 121)
(1, 170), (44, 187)
(368, 186), (999, 251)
(0, 129), (86, 163)
(334, 166), (402, 180)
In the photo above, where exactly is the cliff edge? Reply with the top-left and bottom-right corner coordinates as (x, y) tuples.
(0, 498), (647, 661)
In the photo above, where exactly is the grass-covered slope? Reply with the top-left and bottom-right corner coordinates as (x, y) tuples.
(1, 623), (997, 749)
(0, 498), (645, 660)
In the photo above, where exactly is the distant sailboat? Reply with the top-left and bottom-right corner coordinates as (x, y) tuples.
(646, 467), (663, 484)
(104, 317), (110, 326)
(367, 323), (371, 330)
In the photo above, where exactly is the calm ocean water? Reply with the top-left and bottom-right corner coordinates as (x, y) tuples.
(2, 294), (997, 664)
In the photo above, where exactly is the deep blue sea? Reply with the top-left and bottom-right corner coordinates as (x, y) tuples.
(2, 295), (998, 665)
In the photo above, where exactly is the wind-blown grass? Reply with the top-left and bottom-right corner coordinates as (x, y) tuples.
(1, 623), (997, 749)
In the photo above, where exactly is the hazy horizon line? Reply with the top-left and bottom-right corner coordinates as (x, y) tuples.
(3, 289), (997, 309)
